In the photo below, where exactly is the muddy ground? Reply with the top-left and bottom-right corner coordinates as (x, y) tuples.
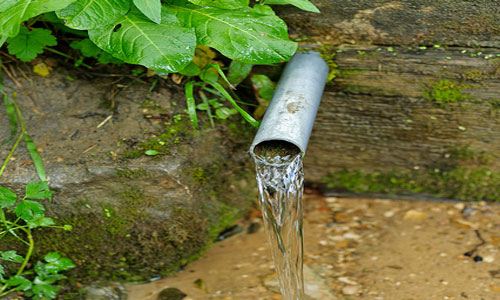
(126, 192), (500, 300)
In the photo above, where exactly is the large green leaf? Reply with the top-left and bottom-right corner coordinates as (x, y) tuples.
(133, 0), (161, 24)
(56, 0), (130, 30)
(165, 0), (297, 64)
(0, 0), (17, 12)
(265, 0), (319, 13)
(187, 0), (249, 9)
(0, 0), (76, 37)
(88, 9), (196, 73)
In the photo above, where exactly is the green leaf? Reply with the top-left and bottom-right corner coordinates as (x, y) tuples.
(185, 81), (199, 129)
(88, 8), (196, 73)
(251, 74), (275, 101)
(70, 39), (100, 57)
(44, 253), (76, 272)
(187, 0), (249, 9)
(207, 81), (259, 127)
(144, 150), (160, 156)
(0, 185), (17, 208)
(166, 1), (297, 64)
(228, 60), (252, 86)
(265, 0), (319, 13)
(25, 135), (47, 181)
(26, 181), (53, 200)
(200, 69), (219, 83)
(34, 273), (66, 285)
(2, 92), (18, 145)
(215, 107), (237, 119)
(44, 252), (61, 263)
(28, 216), (55, 229)
(0, 264), (4, 280)
(252, 4), (276, 16)
(5, 275), (32, 291)
(179, 62), (201, 76)
(196, 102), (209, 110)
(71, 39), (125, 64)
(63, 224), (73, 231)
(14, 200), (45, 221)
(1, 250), (24, 262)
(0, 0), (76, 37)
(133, 0), (162, 24)
(32, 282), (60, 299)
(6, 27), (57, 62)
(56, 0), (130, 30)
(0, 0), (17, 12)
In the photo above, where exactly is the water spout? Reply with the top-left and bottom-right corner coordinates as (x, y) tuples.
(250, 50), (328, 300)
(249, 50), (329, 159)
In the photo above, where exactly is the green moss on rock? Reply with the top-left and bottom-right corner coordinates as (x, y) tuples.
(322, 167), (500, 202)
(423, 79), (471, 107)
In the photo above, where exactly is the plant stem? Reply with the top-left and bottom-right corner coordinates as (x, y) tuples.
(199, 90), (215, 128)
(0, 286), (18, 298)
(16, 228), (34, 276)
(0, 131), (23, 178)
(44, 47), (92, 69)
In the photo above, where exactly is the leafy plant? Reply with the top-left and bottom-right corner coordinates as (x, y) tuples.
(0, 183), (75, 299)
(0, 0), (319, 127)
(0, 80), (75, 299)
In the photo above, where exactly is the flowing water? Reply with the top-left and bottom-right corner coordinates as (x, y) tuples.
(254, 148), (305, 300)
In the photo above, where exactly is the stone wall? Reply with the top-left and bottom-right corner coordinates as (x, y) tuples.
(277, 1), (500, 200)
(0, 64), (256, 282)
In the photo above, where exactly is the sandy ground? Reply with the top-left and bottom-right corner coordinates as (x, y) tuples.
(126, 192), (500, 300)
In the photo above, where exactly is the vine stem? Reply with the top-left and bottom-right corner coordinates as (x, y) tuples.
(16, 227), (34, 276)
(0, 131), (23, 178)
(0, 91), (26, 178)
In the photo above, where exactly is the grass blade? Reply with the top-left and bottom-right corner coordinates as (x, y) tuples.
(207, 81), (260, 127)
(2, 94), (19, 145)
(206, 64), (235, 89)
(185, 81), (199, 130)
(24, 135), (46, 182)
(199, 91), (215, 128)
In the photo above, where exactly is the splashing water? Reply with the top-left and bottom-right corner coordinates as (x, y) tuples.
(254, 151), (305, 300)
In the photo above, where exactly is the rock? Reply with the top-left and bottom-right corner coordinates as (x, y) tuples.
(84, 283), (127, 300)
(0, 66), (256, 283)
(343, 232), (361, 240)
(484, 255), (495, 263)
(342, 285), (360, 296)
(403, 210), (428, 221)
(247, 222), (261, 234)
(157, 287), (187, 300)
(277, 1), (500, 48)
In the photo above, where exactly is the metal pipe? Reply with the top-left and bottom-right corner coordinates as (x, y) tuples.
(249, 50), (329, 158)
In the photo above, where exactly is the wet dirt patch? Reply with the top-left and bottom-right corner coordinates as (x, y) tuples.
(126, 194), (500, 299)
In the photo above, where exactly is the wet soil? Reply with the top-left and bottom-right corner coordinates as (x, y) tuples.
(127, 193), (500, 300)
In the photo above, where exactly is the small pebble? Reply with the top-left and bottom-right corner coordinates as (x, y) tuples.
(483, 255), (495, 263)
(342, 285), (360, 295)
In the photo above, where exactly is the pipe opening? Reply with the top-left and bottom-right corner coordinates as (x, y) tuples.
(252, 140), (301, 166)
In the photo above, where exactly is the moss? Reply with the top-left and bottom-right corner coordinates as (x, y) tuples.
(447, 145), (476, 161)
(115, 167), (146, 179)
(120, 114), (195, 159)
(423, 79), (471, 107)
(298, 44), (338, 82)
(191, 167), (207, 185)
(338, 69), (368, 78)
(462, 70), (491, 82)
(322, 167), (500, 202)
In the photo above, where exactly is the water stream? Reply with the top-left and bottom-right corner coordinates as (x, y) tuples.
(254, 148), (305, 300)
